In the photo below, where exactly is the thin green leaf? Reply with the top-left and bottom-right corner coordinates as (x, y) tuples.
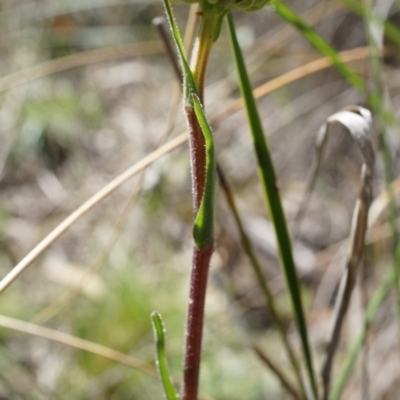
(162, 0), (198, 106)
(273, 0), (365, 91)
(272, 0), (400, 129)
(192, 94), (216, 249)
(151, 312), (179, 400)
(329, 269), (395, 400)
(226, 12), (318, 400)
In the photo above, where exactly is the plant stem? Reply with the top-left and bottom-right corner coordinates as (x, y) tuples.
(181, 6), (224, 400)
(182, 244), (213, 400)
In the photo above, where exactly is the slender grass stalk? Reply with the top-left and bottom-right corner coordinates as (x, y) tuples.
(217, 166), (306, 399)
(330, 269), (395, 400)
(151, 312), (180, 400)
(226, 13), (318, 400)
(252, 344), (303, 400)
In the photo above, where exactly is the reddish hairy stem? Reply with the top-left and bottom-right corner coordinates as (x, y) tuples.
(181, 71), (210, 400)
(181, 10), (220, 400)
(185, 105), (208, 211)
(182, 244), (214, 400)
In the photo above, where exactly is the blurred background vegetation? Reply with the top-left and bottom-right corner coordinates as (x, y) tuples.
(0, 0), (399, 399)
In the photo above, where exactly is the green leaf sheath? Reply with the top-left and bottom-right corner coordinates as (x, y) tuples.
(226, 13), (319, 400)
(192, 94), (216, 249)
(162, 0), (218, 249)
(162, 0), (198, 107)
(151, 312), (179, 400)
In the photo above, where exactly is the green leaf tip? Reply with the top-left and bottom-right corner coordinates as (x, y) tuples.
(192, 94), (216, 249)
(151, 312), (179, 400)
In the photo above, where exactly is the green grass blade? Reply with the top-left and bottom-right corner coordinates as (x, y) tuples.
(330, 270), (395, 400)
(273, 0), (400, 129)
(151, 312), (179, 400)
(192, 94), (216, 249)
(273, 1), (365, 91)
(226, 12), (318, 400)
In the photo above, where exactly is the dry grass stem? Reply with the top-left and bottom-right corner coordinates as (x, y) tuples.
(0, 42), (164, 93)
(217, 165), (306, 397)
(213, 46), (386, 124)
(252, 345), (303, 400)
(31, 175), (145, 324)
(153, 17), (183, 84)
(0, 314), (156, 376)
(361, 256), (371, 400)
